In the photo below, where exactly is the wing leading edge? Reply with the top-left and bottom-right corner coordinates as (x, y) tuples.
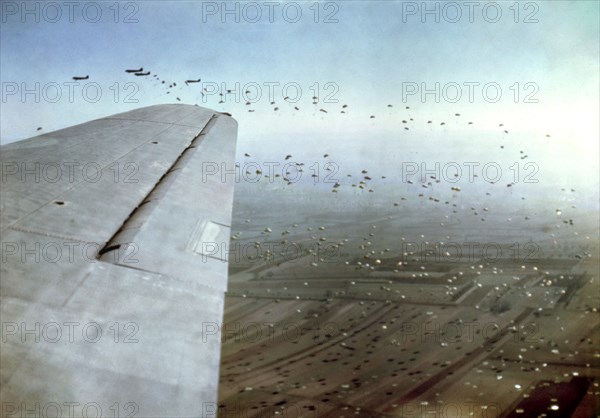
(0, 104), (237, 417)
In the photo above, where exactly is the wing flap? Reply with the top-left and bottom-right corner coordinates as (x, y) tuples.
(98, 114), (237, 291)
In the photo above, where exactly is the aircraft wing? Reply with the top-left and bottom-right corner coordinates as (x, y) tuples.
(0, 104), (237, 417)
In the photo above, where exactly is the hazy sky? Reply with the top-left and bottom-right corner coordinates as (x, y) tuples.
(1, 1), (598, 207)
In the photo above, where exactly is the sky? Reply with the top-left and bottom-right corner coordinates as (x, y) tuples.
(1, 1), (599, 211)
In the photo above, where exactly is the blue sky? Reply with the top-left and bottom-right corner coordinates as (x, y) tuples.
(1, 1), (599, 207)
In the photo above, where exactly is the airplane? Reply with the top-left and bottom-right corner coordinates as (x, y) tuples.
(72, 75), (89, 80)
(0, 104), (237, 417)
